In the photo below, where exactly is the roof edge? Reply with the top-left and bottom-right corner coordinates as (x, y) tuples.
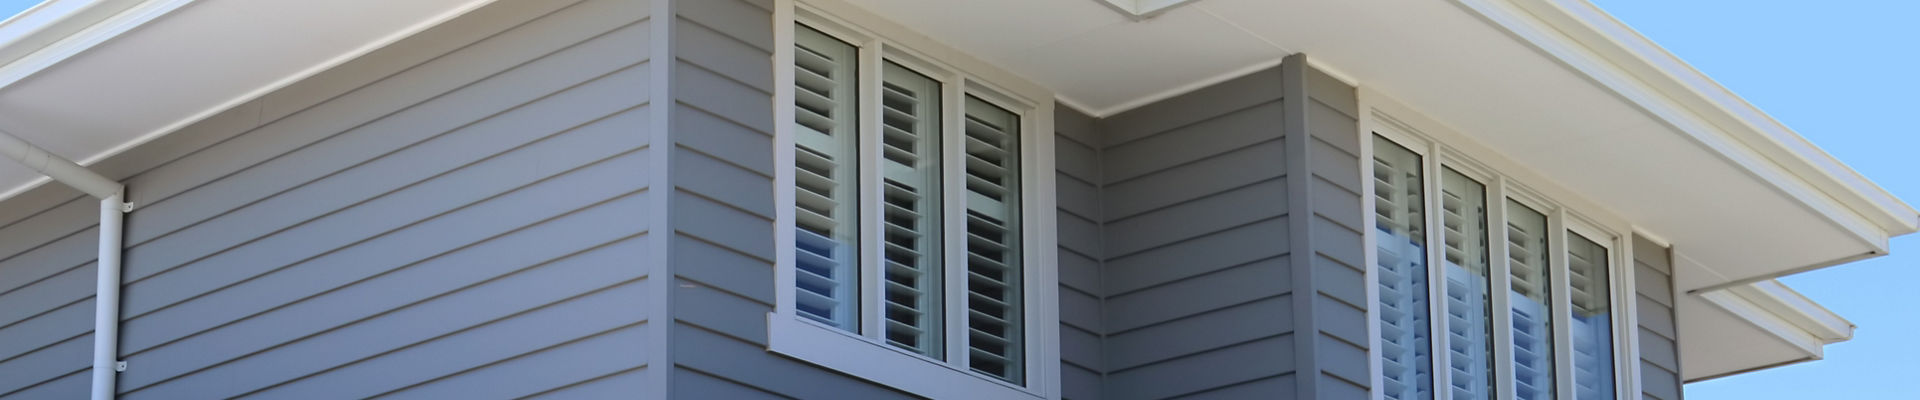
(1696, 280), (1854, 372)
(1697, 285), (1830, 362)
(1729, 280), (1853, 342)
(1453, 0), (1920, 245)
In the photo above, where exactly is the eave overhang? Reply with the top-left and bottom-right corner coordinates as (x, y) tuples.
(1459, 0), (1919, 256)
(0, 0), (498, 201)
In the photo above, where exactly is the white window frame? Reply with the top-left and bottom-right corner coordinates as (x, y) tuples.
(1359, 88), (1642, 400)
(767, 0), (1060, 398)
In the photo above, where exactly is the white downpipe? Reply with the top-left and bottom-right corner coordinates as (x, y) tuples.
(93, 193), (126, 400)
(0, 129), (127, 400)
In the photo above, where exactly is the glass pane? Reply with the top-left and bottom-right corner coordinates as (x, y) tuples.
(1373, 136), (1433, 400)
(1440, 168), (1494, 400)
(879, 61), (944, 358)
(1567, 232), (1615, 400)
(791, 25), (861, 332)
(1506, 201), (1555, 400)
(963, 96), (1022, 384)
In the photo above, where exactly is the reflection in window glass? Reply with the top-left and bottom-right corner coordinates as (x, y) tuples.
(1440, 169), (1494, 400)
(791, 25), (862, 332)
(1373, 136), (1433, 400)
(878, 61), (945, 359)
(1506, 201), (1555, 400)
(1567, 233), (1615, 400)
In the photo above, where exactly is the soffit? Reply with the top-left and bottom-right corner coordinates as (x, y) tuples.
(0, 0), (493, 200)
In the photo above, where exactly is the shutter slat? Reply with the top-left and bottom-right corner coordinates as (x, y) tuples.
(1506, 200), (1556, 400)
(962, 97), (1023, 384)
(1371, 137), (1435, 400)
(870, 61), (946, 359)
(789, 25), (860, 332)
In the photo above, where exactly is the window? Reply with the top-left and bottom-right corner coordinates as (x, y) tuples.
(1373, 136), (1434, 400)
(1440, 168), (1495, 400)
(1567, 232), (1615, 400)
(1367, 129), (1628, 400)
(1507, 200), (1555, 400)
(768, 1), (1058, 398)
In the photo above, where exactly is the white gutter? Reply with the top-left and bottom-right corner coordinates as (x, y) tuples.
(0, 129), (128, 400)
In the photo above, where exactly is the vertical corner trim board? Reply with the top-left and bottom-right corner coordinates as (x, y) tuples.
(1281, 52), (1372, 399)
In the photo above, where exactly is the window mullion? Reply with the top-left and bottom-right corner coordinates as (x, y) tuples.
(942, 73), (968, 367)
(1424, 145), (1452, 400)
(1489, 177), (1516, 400)
(1612, 236), (1635, 400)
(858, 40), (885, 341)
(1549, 210), (1575, 400)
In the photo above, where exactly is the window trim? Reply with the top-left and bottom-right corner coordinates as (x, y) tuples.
(768, 0), (1060, 398)
(1359, 88), (1643, 400)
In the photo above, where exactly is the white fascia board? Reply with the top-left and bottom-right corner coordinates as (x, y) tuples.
(1452, 0), (1920, 248)
(1727, 280), (1854, 342)
(0, 0), (194, 90)
(1698, 280), (1854, 362)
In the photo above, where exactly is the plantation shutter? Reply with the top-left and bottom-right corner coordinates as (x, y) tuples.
(962, 96), (1023, 384)
(878, 62), (944, 358)
(791, 26), (861, 331)
(1372, 136), (1433, 400)
(1566, 233), (1615, 400)
(1505, 201), (1555, 400)
(1439, 169), (1495, 400)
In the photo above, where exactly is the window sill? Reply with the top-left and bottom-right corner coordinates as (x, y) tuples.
(765, 313), (1048, 399)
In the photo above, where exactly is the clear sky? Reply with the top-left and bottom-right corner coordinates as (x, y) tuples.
(0, 1), (38, 22)
(1588, 0), (1920, 398)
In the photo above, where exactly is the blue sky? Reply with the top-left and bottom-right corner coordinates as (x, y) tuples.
(1589, 0), (1920, 398)
(0, 0), (37, 21)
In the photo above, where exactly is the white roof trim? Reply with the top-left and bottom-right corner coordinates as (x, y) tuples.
(0, 0), (499, 202)
(0, 0), (193, 90)
(1698, 280), (1854, 363)
(1453, 0), (1919, 249)
(1728, 280), (1853, 342)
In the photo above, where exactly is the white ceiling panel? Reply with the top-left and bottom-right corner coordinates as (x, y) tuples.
(0, 0), (492, 199)
(1017, 6), (1281, 113)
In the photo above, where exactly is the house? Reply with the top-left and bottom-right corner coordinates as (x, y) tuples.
(0, 0), (1912, 398)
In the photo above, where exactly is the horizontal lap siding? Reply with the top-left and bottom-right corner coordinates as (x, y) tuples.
(664, 0), (916, 398)
(1289, 58), (1370, 397)
(1635, 236), (1681, 400)
(1056, 106), (1105, 400)
(0, 0), (655, 398)
(1097, 68), (1293, 400)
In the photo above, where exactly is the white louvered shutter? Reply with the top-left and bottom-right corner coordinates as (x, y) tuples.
(962, 96), (1023, 384)
(1506, 201), (1555, 400)
(1566, 233), (1615, 400)
(1439, 169), (1495, 400)
(791, 26), (861, 331)
(1372, 136), (1433, 400)
(878, 62), (945, 358)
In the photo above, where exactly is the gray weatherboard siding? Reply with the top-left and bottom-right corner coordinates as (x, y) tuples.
(0, 0), (653, 397)
(1058, 54), (1367, 399)
(0, 1), (1688, 399)
(1636, 236), (1683, 400)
